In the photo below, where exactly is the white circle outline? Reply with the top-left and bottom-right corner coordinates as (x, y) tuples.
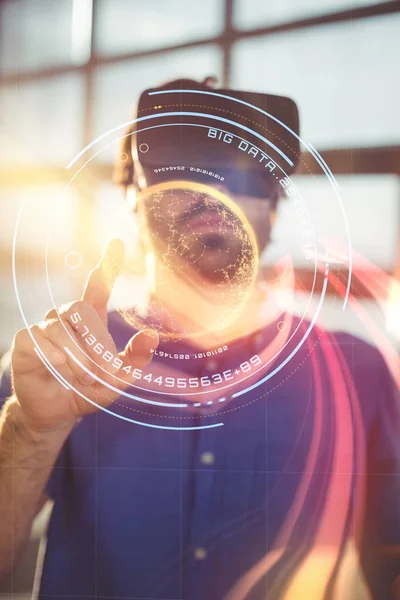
(12, 97), (346, 427)
(45, 122), (319, 399)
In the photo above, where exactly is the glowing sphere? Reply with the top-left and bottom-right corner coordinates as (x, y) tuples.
(117, 180), (259, 341)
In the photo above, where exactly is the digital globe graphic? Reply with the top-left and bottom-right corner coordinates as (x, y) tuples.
(117, 180), (259, 342)
(13, 87), (352, 430)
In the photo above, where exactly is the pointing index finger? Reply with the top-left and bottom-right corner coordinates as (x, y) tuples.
(82, 239), (125, 324)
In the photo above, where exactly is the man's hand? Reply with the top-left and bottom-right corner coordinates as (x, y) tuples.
(11, 239), (158, 432)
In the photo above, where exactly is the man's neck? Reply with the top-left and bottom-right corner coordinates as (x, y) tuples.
(147, 273), (282, 348)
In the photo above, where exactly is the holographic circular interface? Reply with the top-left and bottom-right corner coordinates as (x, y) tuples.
(13, 91), (351, 430)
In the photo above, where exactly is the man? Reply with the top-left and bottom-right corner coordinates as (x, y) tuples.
(0, 78), (399, 600)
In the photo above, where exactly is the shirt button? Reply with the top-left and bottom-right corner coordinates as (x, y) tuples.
(200, 451), (215, 466)
(194, 547), (207, 560)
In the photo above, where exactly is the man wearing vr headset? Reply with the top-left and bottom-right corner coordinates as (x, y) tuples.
(0, 78), (400, 600)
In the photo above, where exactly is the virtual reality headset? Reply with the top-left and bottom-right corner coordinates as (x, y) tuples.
(114, 79), (300, 199)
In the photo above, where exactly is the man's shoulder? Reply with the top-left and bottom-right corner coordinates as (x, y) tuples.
(286, 316), (387, 382)
(327, 329), (398, 428)
(330, 330), (389, 379)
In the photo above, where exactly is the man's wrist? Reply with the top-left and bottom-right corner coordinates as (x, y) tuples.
(6, 396), (76, 441)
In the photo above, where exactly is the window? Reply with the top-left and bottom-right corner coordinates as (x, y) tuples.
(0, 0), (398, 355)
(0, 74), (85, 166)
(95, 0), (224, 55)
(0, 0), (76, 73)
(91, 45), (223, 161)
(265, 175), (400, 269)
(231, 13), (400, 148)
(234, 0), (392, 30)
(0, 185), (78, 260)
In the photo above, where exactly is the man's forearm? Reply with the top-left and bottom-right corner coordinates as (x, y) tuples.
(0, 396), (72, 579)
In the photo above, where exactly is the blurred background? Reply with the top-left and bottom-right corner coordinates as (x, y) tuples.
(0, 0), (399, 595)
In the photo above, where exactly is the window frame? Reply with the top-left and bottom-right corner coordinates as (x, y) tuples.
(0, 0), (398, 285)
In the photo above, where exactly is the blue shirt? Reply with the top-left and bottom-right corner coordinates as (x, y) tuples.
(1, 312), (400, 599)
